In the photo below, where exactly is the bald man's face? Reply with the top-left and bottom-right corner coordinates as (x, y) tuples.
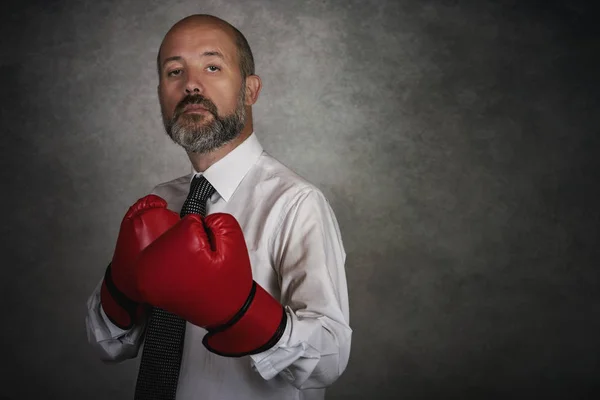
(157, 19), (246, 153)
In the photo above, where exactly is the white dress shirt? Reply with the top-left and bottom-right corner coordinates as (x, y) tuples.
(86, 133), (351, 400)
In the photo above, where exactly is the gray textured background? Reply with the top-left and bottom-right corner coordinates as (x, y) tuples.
(2, 0), (599, 399)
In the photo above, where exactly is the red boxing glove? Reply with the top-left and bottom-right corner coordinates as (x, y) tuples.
(100, 195), (179, 329)
(136, 213), (286, 356)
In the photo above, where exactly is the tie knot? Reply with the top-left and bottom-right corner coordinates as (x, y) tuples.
(180, 175), (215, 217)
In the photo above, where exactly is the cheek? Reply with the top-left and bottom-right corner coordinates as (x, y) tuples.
(214, 85), (242, 113)
(159, 87), (179, 116)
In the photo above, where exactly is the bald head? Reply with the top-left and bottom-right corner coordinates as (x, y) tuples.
(157, 14), (255, 80)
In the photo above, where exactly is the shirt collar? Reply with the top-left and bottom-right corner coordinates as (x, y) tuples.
(190, 132), (263, 202)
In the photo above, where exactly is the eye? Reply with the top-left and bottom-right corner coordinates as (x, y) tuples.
(167, 69), (183, 77)
(206, 65), (221, 72)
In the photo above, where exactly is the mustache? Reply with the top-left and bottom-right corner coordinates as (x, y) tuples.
(173, 95), (219, 119)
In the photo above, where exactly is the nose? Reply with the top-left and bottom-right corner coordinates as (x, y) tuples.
(184, 70), (203, 94)
(185, 86), (201, 94)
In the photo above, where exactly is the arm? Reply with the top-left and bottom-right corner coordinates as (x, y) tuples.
(85, 195), (179, 362)
(85, 278), (147, 362)
(249, 189), (352, 389)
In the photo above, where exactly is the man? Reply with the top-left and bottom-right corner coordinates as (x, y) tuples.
(86, 14), (351, 400)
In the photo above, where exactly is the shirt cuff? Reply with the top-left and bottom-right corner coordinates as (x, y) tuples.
(249, 307), (293, 380)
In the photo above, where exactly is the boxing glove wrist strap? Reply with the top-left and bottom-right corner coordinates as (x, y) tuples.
(202, 281), (288, 357)
(206, 281), (258, 333)
(100, 263), (140, 329)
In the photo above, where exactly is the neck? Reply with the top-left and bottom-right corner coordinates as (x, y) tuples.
(187, 115), (253, 173)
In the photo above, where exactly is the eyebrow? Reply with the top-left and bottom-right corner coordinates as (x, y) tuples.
(161, 51), (225, 68)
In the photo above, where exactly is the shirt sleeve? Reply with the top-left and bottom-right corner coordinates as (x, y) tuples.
(249, 189), (352, 389)
(85, 279), (146, 363)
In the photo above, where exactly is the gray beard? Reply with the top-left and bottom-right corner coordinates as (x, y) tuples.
(163, 89), (246, 154)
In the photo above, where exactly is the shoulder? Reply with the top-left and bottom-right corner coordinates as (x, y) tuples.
(149, 173), (193, 202)
(256, 154), (346, 264)
(242, 151), (334, 216)
(252, 152), (335, 220)
(253, 152), (324, 199)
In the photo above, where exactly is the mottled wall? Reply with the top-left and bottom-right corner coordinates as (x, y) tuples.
(2, 0), (599, 398)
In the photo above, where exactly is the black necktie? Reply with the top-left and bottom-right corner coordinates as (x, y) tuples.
(134, 175), (215, 400)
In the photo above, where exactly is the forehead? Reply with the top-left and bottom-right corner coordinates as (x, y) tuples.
(159, 21), (238, 64)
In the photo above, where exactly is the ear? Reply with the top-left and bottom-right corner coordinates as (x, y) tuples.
(244, 75), (262, 106)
